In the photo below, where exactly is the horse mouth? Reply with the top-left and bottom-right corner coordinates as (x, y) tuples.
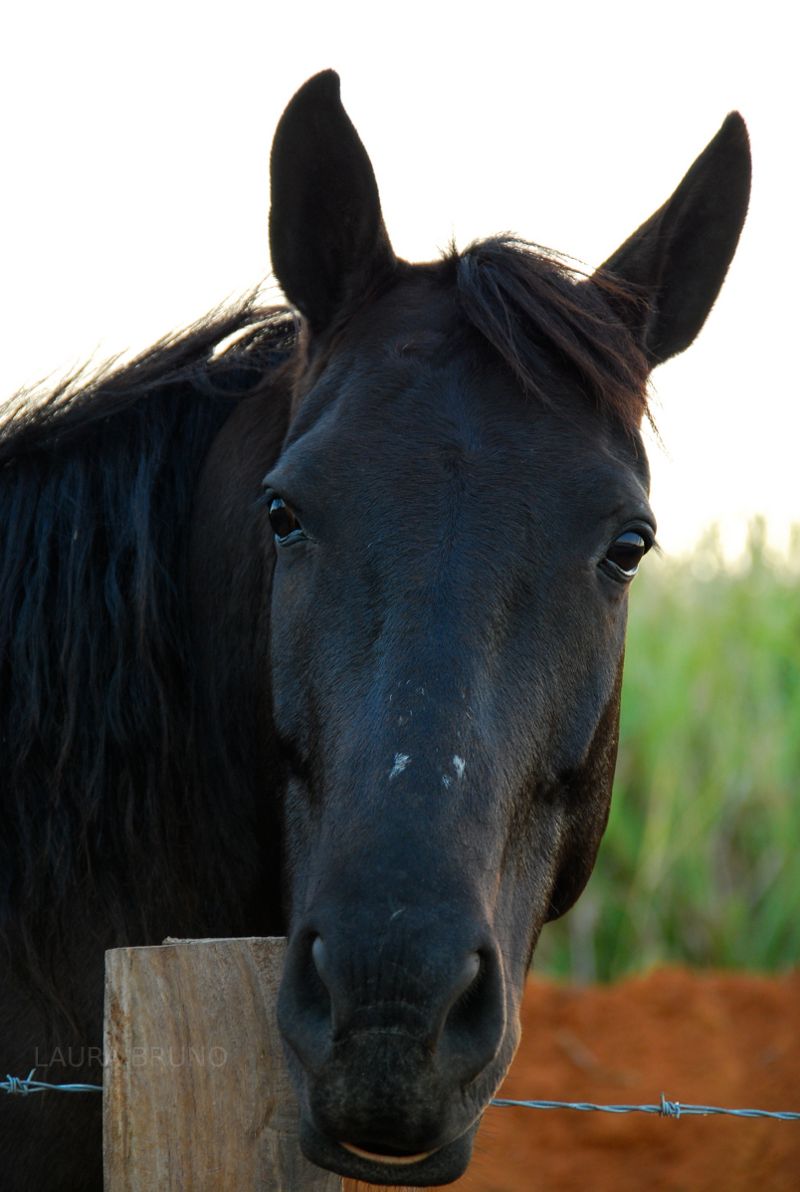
(339, 1141), (436, 1165)
(300, 1118), (479, 1185)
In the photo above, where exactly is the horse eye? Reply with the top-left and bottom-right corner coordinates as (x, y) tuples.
(268, 497), (303, 542)
(603, 530), (651, 580)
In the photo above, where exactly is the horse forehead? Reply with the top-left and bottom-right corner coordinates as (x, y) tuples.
(323, 357), (616, 481)
(286, 279), (643, 485)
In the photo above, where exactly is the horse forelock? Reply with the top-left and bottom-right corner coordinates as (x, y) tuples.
(450, 236), (652, 435)
(289, 238), (651, 440)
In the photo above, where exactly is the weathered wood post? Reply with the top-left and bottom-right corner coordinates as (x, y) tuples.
(104, 937), (342, 1191)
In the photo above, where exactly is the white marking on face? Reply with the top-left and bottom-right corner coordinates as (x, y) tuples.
(389, 753), (411, 780)
(442, 775), (451, 788)
(453, 755), (466, 779)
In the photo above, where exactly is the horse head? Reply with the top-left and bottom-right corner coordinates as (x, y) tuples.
(196, 71), (749, 1185)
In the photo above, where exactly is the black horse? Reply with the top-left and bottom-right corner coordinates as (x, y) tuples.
(1, 72), (749, 1188)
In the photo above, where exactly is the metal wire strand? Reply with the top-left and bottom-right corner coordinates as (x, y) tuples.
(3, 1073), (799, 1122)
(491, 1096), (800, 1122)
(2, 1070), (103, 1096)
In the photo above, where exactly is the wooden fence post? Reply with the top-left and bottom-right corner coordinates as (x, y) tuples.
(104, 937), (342, 1191)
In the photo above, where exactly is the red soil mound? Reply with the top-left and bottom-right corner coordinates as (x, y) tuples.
(348, 967), (800, 1192)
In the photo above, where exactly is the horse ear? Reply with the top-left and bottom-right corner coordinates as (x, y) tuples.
(599, 113), (751, 367)
(269, 70), (396, 334)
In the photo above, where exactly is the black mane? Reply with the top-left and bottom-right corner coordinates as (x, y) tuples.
(453, 237), (651, 432)
(0, 302), (296, 996)
(0, 301), (296, 460)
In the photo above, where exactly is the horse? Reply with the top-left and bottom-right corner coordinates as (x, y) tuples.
(0, 70), (749, 1188)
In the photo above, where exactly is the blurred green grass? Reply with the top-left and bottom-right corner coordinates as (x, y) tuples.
(536, 521), (800, 981)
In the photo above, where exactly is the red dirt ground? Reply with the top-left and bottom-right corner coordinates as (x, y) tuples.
(347, 967), (800, 1192)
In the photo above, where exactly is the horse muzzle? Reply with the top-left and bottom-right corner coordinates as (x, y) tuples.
(277, 916), (510, 1184)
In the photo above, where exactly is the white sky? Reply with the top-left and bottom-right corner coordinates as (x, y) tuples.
(1, 1), (796, 559)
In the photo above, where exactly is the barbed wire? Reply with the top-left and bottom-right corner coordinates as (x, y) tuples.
(2, 1071), (103, 1096)
(491, 1096), (800, 1122)
(3, 1072), (798, 1122)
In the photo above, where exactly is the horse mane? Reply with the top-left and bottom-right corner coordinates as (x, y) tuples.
(452, 236), (651, 432)
(0, 300), (296, 1000)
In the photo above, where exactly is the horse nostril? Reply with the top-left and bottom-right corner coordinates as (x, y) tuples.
(311, 935), (329, 987)
(277, 930), (334, 1069)
(453, 952), (481, 1001)
(442, 946), (504, 1082)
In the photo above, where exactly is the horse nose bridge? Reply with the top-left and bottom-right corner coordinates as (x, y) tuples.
(372, 601), (494, 708)
(383, 652), (485, 725)
(331, 628), (509, 801)
(358, 688), (499, 811)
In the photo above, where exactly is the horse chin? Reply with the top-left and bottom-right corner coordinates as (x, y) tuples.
(299, 1117), (480, 1186)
